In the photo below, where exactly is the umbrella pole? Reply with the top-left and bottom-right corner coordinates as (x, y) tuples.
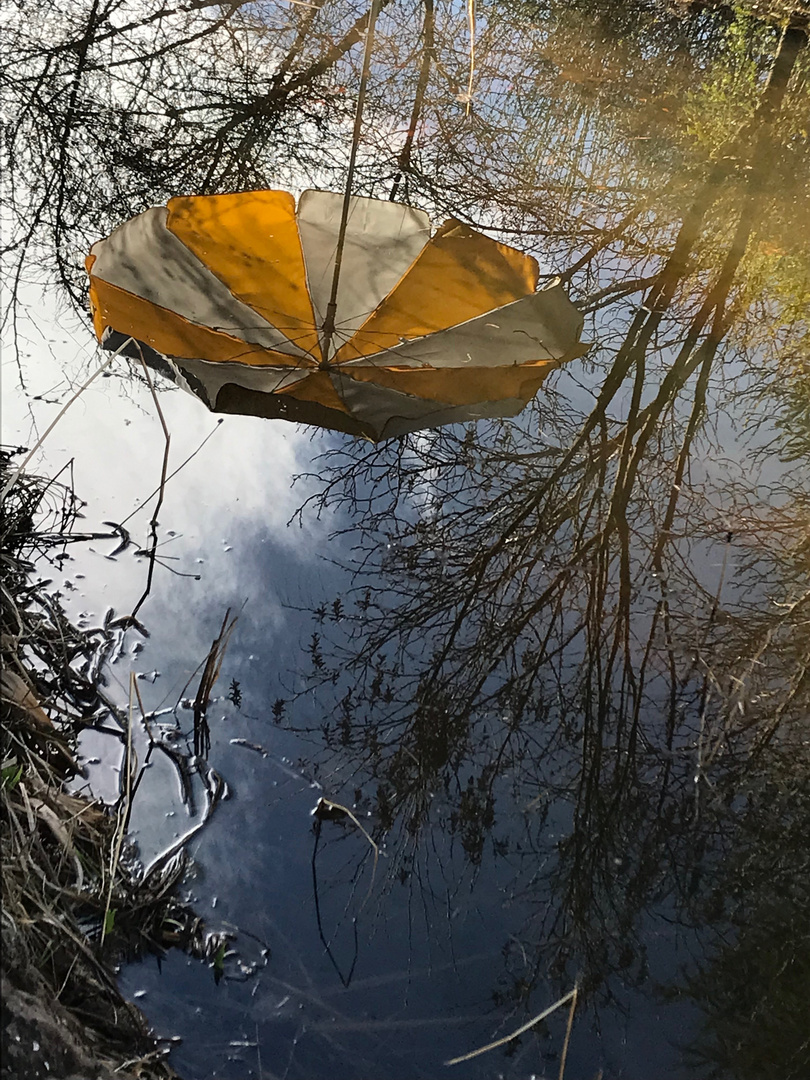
(320, 0), (382, 366)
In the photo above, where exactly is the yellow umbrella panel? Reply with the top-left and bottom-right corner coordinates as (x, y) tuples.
(87, 189), (585, 440)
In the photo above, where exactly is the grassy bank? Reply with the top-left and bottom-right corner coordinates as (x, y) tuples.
(1, 451), (202, 1080)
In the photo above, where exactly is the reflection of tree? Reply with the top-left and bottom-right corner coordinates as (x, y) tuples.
(282, 13), (810, 1057)
(2, 0), (391, 311)
(295, 15), (808, 761)
(678, 753), (810, 1080)
(5, 0), (809, 326)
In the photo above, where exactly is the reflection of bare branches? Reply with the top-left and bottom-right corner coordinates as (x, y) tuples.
(390, 0), (435, 202)
(310, 793), (381, 990)
(2, 0), (394, 320)
(127, 356), (171, 623)
(276, 22), (810, 1044)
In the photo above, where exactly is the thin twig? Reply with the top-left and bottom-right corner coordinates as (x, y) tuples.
(445, 987), (577, 1066)
(558, 983), (578, 1080)
(320, 0), (382, 362)
(310, 796), (379, 988)
(129, 354), (171, 620)
(117, 419), (223, 529)
(1, 336), (134, 502)
(311, 816), (359, 988)
(313, 797), (379, 867)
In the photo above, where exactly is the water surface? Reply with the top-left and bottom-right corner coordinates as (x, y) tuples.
(4, 2), (809, 1077)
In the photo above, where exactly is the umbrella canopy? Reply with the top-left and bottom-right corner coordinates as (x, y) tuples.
(87, 189), (585, 440)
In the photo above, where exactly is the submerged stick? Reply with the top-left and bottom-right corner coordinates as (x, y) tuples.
(445, 986), (577, 1066)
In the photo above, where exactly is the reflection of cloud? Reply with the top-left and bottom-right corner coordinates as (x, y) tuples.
(5, 308), (318, 534)
(3, 295), (336, 688)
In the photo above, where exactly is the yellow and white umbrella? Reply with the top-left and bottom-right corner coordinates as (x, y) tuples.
(87, 189), (585, 440)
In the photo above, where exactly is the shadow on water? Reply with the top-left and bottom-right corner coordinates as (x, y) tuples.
(4, 0), (810, 1077)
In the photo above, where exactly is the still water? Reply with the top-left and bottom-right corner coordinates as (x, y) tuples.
(4, 1), (809, 1077)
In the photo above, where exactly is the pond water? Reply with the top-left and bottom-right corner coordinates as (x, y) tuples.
(4, 2), (810, 1078)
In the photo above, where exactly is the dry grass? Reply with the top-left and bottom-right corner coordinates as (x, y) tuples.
(0, 448), (225, 1077)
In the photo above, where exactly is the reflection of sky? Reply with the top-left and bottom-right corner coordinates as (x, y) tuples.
(3, 289), (340, 854)
(4, 293), (708, 1078)
(3, 1), (807, 1070)
(4, 290), (328, 622)
(3, 266), (799, 1077)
